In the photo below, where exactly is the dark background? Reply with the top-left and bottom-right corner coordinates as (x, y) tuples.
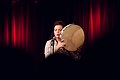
(0, 0), (119, 79)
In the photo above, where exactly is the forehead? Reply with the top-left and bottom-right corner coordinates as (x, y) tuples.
(54, 25), (63, 29)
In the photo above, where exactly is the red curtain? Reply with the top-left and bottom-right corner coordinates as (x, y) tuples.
(74, 0), (115, 45)
(4, 16), (9, 46)
(0, 0), (116, 55)
(1, 1), (33, 54)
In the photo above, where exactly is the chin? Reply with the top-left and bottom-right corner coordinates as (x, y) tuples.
(55, 36), (59, 38)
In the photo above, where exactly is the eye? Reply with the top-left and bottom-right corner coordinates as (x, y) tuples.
(54, 29), (57, 31)
(58, 29), (62, 31)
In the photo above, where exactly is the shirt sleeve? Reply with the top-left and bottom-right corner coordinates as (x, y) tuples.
(44, 40), (53, 58)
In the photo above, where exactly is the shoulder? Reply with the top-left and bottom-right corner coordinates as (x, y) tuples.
(46, 39), (52, 43)
(45, 39), (52, 45)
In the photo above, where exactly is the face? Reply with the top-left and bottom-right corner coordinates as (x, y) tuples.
(54, 25), (63, 38)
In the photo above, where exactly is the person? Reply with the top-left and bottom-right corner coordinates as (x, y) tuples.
(44, 20), (65, 58)
(44, 20), (81, 60)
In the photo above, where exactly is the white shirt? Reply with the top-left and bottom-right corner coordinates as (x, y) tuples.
(44, 39), (57, 58)
(44, 39), (81, 60)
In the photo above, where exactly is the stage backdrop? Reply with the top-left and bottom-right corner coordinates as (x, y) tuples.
(0, 0), (118, 61)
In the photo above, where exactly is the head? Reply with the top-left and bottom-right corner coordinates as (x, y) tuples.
(53, 21), (65, 38)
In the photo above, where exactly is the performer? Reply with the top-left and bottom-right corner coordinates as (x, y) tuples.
(44, 21), (65, 58)
(44, 21), (83, 60)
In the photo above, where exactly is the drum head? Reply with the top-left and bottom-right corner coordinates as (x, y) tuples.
(61, 24), (85, 51)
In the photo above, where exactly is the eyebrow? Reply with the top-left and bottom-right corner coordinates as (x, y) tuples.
(54, 28), (62, 30)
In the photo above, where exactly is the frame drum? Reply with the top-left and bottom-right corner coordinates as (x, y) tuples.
(60, 24), (85, 51)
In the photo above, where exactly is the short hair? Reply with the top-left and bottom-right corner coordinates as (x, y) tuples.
(49, 21), (65, 39)
(53, 21), (65, 27)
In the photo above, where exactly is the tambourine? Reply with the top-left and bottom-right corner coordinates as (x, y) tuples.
(60, 24), (85, 51)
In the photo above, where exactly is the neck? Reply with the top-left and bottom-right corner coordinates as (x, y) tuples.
(55, 36), (61, 42)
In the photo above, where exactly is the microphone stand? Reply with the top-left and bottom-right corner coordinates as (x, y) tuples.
(51, 37), (55, 54)
(52, 39), (54, 54)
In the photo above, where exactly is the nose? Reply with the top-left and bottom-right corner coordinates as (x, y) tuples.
(56, 30), (60, 33)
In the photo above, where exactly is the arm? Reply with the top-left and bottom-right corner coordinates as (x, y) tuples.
(44, 40), (53, 58)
